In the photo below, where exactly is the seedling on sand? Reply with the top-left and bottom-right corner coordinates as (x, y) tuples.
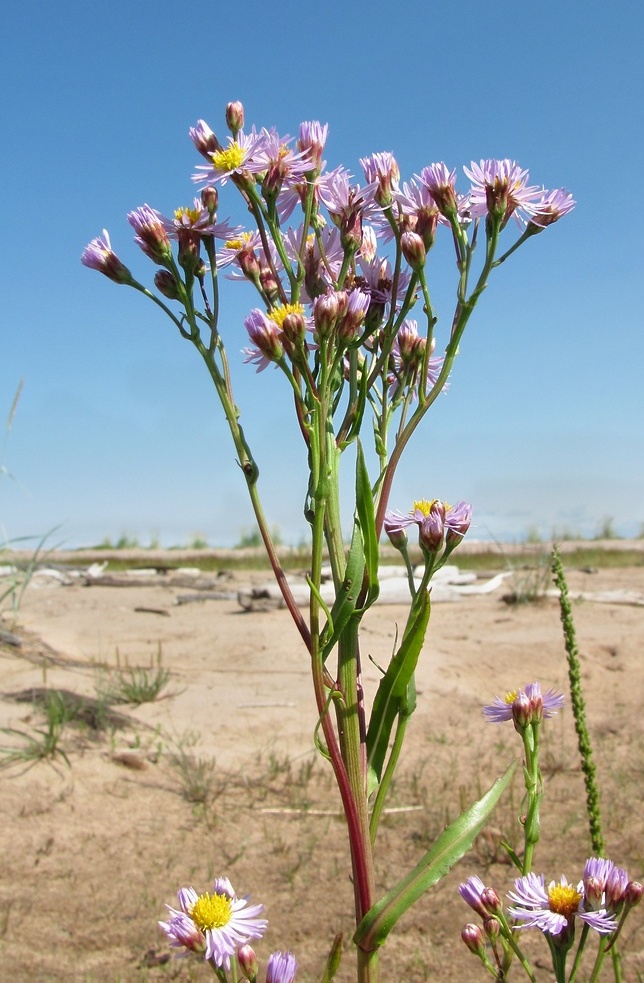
(0, 690), (74, 768)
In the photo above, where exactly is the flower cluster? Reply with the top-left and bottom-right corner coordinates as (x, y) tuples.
(82, 101), (575, 420)
(460, 861), (642, 967)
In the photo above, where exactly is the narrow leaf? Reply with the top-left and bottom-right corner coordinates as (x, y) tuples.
(318, 932), (343, 983)
(355, 762), (517, 951)
(355, 440), (379, 607)
(366, 590), (430, 785)
(321, 521), (365, 661)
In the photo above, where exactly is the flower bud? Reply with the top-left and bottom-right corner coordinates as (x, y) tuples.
(313, 291), (341, 340)
(584, 876), (604, 911)
(419, 501), (445, 554)
(337, 289), (370, 344)
(625, 880), (643, 909)
(81, 231), (133, 284)
(238, 943), (258, 981)
(483, 916), (500, 939)
(340, 209), (363, 254)
(225, 101), (245, 137)
(238, 248), (261, 283)
(480, 888), (502, 914)
(200, 185), (219, 217)
(281, 311), (307, 359)
(512, 691), (532, 731)
(401, 231), (426, 272)
(461, 923), (486, 956)
(259, 266), (280, 303)
(177, 229), (201, 275)
(154, 269), (181, 300)
(189, 119), (221, 159)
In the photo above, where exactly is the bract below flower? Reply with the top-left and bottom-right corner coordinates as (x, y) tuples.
(159, 876), (267, 970)
(508, 871), (617, 937)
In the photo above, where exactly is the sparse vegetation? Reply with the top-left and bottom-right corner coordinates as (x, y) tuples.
(0, 690), (75, 768)
(96, 644), (171, 705)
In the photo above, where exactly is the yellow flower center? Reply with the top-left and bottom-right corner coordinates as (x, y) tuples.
(413, 499), (438, 517)
(548, 883), (582, 918)
(174, 206), (201, 224)
(223, 232), (254, 252)
(504, 690), (518, 706)
(268, 303), (305, 329)
(211, 144), (245, 173)
(189, 892), (233, 931)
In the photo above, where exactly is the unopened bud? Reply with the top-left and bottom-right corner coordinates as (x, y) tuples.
(419, 501), (445, 554)
(154, 269), (181, 300)
(401, 231), (426, 272)
(201, 186), (219, 216)
(281, 312), (306, 359)
(625, 880), (643, 909)
(584, 876), (604, 911)
(512, 691), (532, 731)
(461, 923), (486, 956)
(483, 916), (500, 939)
(238, 248), (261, 282)
(238, 944), (258, 981)
(480, 888), (502, 914)
(313, 291), (341, 340)
(259, 266), (280, 303)
(225, 101), (245, 137)
(177, 230), (201, 275)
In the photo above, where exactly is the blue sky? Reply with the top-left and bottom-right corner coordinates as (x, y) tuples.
(1, 0), (643, 548)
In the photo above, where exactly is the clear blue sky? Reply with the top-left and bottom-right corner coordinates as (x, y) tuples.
(1, 0), (643, 548)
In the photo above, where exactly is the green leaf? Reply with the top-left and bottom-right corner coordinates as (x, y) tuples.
(366, 590), (430, 790)
(318, 932), (343, 983)
(355, 440), (379, 608)
(354, 761), (518, 951)
(320, 521), (365, 661)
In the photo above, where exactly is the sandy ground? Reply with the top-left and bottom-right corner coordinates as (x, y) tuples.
(1, 562), (643, 981)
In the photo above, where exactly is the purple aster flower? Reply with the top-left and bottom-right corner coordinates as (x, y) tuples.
(156, 199), (242, 241)
(193, 127), (268, 186)
(508, 871), (618, 938)
(318, 166), (379, 226)
(483, 682), (564, 726)
(528, 187), (576, 228)
(459, 875), (491, 918)
(215, 230), (263, 271)
(243, 308), (285, 371)
(266, 950), (298, 983)
(159, 876), (267, 970)
(298, 120), (328, 173)
(418, 163), (460, 220)
(127, 204), (173, 265)
(360, 151), (400, 207)
(189, 119), (221, 159)
(464, 159), (542, 228)
(253, 127), (313, 198)
(81, 230), (132, 284)
(387, 320), (446, 400)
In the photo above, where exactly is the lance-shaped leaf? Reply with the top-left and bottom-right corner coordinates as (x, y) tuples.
(354, 440), (379, 608)
(366, 590), (430, 790)
(320, 520), (365, 661)
(318, 932), (343, 983)
(354, 762), (517, 952)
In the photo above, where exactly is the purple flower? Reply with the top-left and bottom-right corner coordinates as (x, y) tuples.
(459, 876), (490, 918)
(266, 950), (298, 983)
(193, 127), (268, 186)
(419, 163), (459, 219)
(298, 120), (328, 173)
(156, 199), (241, 241)
(529, 187), (576, 228)
(243, 308), (285, 372)
(127, 205), (173, 265)
(81, 230), (132, 284)
(387, 319), (445, 400)
(483, 681), (564, 726)
(360, 151), (400, 207)
(508, 871), (618, 938)
(159, 876), (267, 970)
(464, 159), (542, 227)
